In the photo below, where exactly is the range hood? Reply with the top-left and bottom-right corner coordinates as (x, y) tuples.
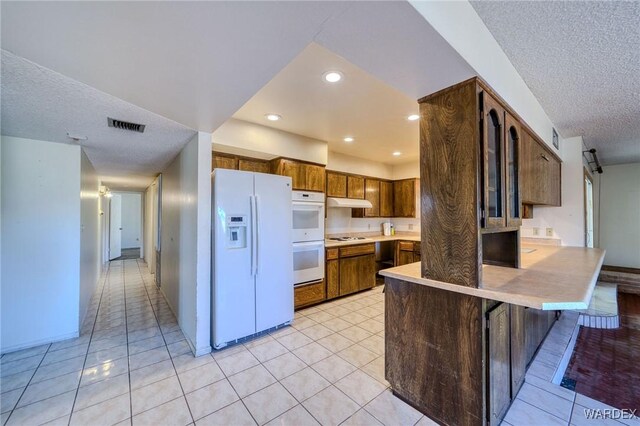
(327, 197), (373, 209)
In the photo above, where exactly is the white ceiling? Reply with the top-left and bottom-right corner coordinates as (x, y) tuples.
(233, 43), (420, 164)
(1, 1), (475, 181)
(470, 1), (640, 165)
(1, 50), (195, 190)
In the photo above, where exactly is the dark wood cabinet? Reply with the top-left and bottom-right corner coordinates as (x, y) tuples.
(481, 93), (507, 229)
(380, 180), (394, 217)
(504, 112), (522, 227)
(271, 158), (326, 192)
(510, 305), (526, 395)
(347, 175), (365, 199)
(487, 303), (511, 425)
(521, 131), (561, 207)
(212, 154), (238, 170)
(326, 171), (347, 198)
(238, 158), (270, 174)
(339, 252), (375, 296)
(352, 178), (381, 218)
(524, 307), (557, 364)
(395, 241), (418, 266)
(393, 179), (418, 218)
(326, 258), (339, 300)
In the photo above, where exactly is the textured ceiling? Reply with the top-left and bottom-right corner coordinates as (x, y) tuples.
(1, 51), (196, 190)
(470, 1), (640, 165)
(233, 43), (420, 164)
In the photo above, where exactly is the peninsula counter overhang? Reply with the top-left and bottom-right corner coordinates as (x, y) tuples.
(379, 244), (605, 310)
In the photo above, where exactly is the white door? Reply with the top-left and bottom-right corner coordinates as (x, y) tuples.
(109, 194), (122, 260)
(212, 169), (256, 348)
(254, 173), (294, 332)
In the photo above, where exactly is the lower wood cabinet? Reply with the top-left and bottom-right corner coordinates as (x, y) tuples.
(524, 307), (557, 363)
(339, 253), (375, 296)
(294, 280), (325, 309)
(487, 303), (511, 424)
(326, 257), (339, 299)
(395, 241), (420, 266)
(510, 305), (526, 395)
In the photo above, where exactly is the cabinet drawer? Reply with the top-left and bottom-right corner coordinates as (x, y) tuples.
(339, 243), (375, 258)
(326, 248), (339, 260)
(294, 280), (325, 309)
(413, 242), (421, 254)
(398, 241), (414, 251)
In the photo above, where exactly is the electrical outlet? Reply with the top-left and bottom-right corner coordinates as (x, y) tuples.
(532, 227), (539, 236)
(408, 224), (414, 231)
(546, 227), (553, 237)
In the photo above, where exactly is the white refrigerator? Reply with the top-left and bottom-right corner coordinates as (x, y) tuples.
(211, 169), (294, 349)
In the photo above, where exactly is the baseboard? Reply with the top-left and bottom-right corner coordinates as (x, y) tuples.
(1, 330), (79, 355)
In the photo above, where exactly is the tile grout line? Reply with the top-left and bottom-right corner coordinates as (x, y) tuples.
(134, 258), (196, 424)
(65, 260), (111, 425)
(121, 260), (134, 426)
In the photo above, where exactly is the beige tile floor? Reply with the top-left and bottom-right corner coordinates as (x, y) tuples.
(1, 259), (636, 426)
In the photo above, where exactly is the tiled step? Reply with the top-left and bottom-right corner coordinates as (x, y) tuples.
(574, 283), (620, 329)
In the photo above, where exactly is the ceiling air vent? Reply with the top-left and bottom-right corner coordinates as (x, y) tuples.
(108, 117), (146, 133)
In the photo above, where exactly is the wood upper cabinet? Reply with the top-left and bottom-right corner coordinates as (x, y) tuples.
(380, 180), (394, 217)
(326, 171), (347, 197)
(212, 153), (238, 170)
(481, 92), (507, 229)
(347, 175), (365, 199)
(352, 179), (381, 218)
(504, 112), (522, 227)
(271, 158), (326, 192)
(238, 158), (270, 174)
(393, 179), (418, 218)
(521, 131), (561, 206)
(487, 303), (511, 424)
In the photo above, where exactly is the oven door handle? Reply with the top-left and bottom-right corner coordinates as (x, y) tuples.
(292, 241), (325, 249)
(292, 201), (324, 208)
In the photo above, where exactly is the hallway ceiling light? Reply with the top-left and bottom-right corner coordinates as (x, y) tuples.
(265, 113), (282, 121)
(407, 114), (419, 121)
(323, 71), (343, 83)
(392, 151), (402, 156)
(343, 137), (354, 143)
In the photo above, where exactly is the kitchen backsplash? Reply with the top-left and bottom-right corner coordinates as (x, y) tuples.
(325, 208), (420, 236)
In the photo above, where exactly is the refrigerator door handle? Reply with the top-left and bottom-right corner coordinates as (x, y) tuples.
(250, 195), (258, 276)
(254, 195), (259, 276)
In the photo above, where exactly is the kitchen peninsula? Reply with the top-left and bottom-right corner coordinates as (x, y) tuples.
(380, 77), (606, 426)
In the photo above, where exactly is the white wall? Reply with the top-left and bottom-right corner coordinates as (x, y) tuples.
(598, 163), (640, 268)
(326, 151), (393, 179)
(212, 118), (327, 165)
(160, 132), (211, 356)
(119, 192), (142, 249)
(144, 178), (159, 274)
(79, 150), (100, 327)
(391, 161), (420, 180)
(1, 136), (81, 352)
(521, 137), (585, 246)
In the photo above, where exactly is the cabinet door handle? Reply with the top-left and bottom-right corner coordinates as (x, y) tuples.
(540, 154), (549, 162)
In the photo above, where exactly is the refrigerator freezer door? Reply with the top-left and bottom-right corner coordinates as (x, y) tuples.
(212, 169), (256, 348)
(254, 173), (294, 332)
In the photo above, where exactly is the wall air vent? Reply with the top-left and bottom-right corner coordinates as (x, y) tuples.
(107, 117), (146, 133)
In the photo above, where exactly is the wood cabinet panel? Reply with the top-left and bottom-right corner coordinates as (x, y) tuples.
(294, 280), (325, 309)
(212, 154), (238, 170)
(488, 303), (511, 424)
(396, 250), (414, 267)
(380, 181), (394, 217)
(339, 253), (375, 296)
(504, 112), (522, 227)
(481, 92), (507, 229)
(326, 172), (347, 198)
(326, 248), (339, 261)
(238, 159), (270, 173)
(326, 259), (339, 300)
(352, 179), (381, 218)
(306, 164), (326, 192)
(398, 241), (414, 251)
(393, 179), (418, 218)
(521, 132), (561, 206)
(510, 304), (526, 396)
(347, 175), (365, 199)
(339, 243), (375, 258)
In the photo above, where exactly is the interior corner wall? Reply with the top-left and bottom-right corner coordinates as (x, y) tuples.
(521, 136), (585, 246)
(1, 136), (81, 353)
(144, 179), (158, 274)
(80, 149), (100, 328)
(160, 132), (211, 356)
(598, 163), (640, 268)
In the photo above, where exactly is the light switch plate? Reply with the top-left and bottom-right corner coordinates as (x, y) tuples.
(546, 227), (554, 237)
(533, 227), (539, 236)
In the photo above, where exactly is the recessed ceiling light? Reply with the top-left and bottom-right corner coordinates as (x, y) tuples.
(407, 114), (419, 121)
(265, 113), (282, 121)
(323, 71), (343, 83)
(343, 137), (354, 143)
(392, 151), (402, 156)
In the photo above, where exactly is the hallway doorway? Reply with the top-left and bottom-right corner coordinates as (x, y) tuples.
(109, 192), (144, 260)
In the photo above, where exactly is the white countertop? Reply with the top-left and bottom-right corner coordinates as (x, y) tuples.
(379, 244), (606, 310)
(324, 234), (420, 248)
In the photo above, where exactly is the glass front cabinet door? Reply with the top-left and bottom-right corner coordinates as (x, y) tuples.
(481, 92), (506, 228)
(504, 112), (522, 227)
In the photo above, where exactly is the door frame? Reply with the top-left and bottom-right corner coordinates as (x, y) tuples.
(583, 168), (594, 248)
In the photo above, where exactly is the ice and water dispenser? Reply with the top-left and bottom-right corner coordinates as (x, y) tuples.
(226, 215), (247, 249)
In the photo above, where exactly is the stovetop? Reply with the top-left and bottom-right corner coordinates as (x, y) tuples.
(327, 236), (370, 242)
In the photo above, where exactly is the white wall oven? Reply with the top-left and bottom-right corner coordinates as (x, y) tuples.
(292, 191), (325, 286)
